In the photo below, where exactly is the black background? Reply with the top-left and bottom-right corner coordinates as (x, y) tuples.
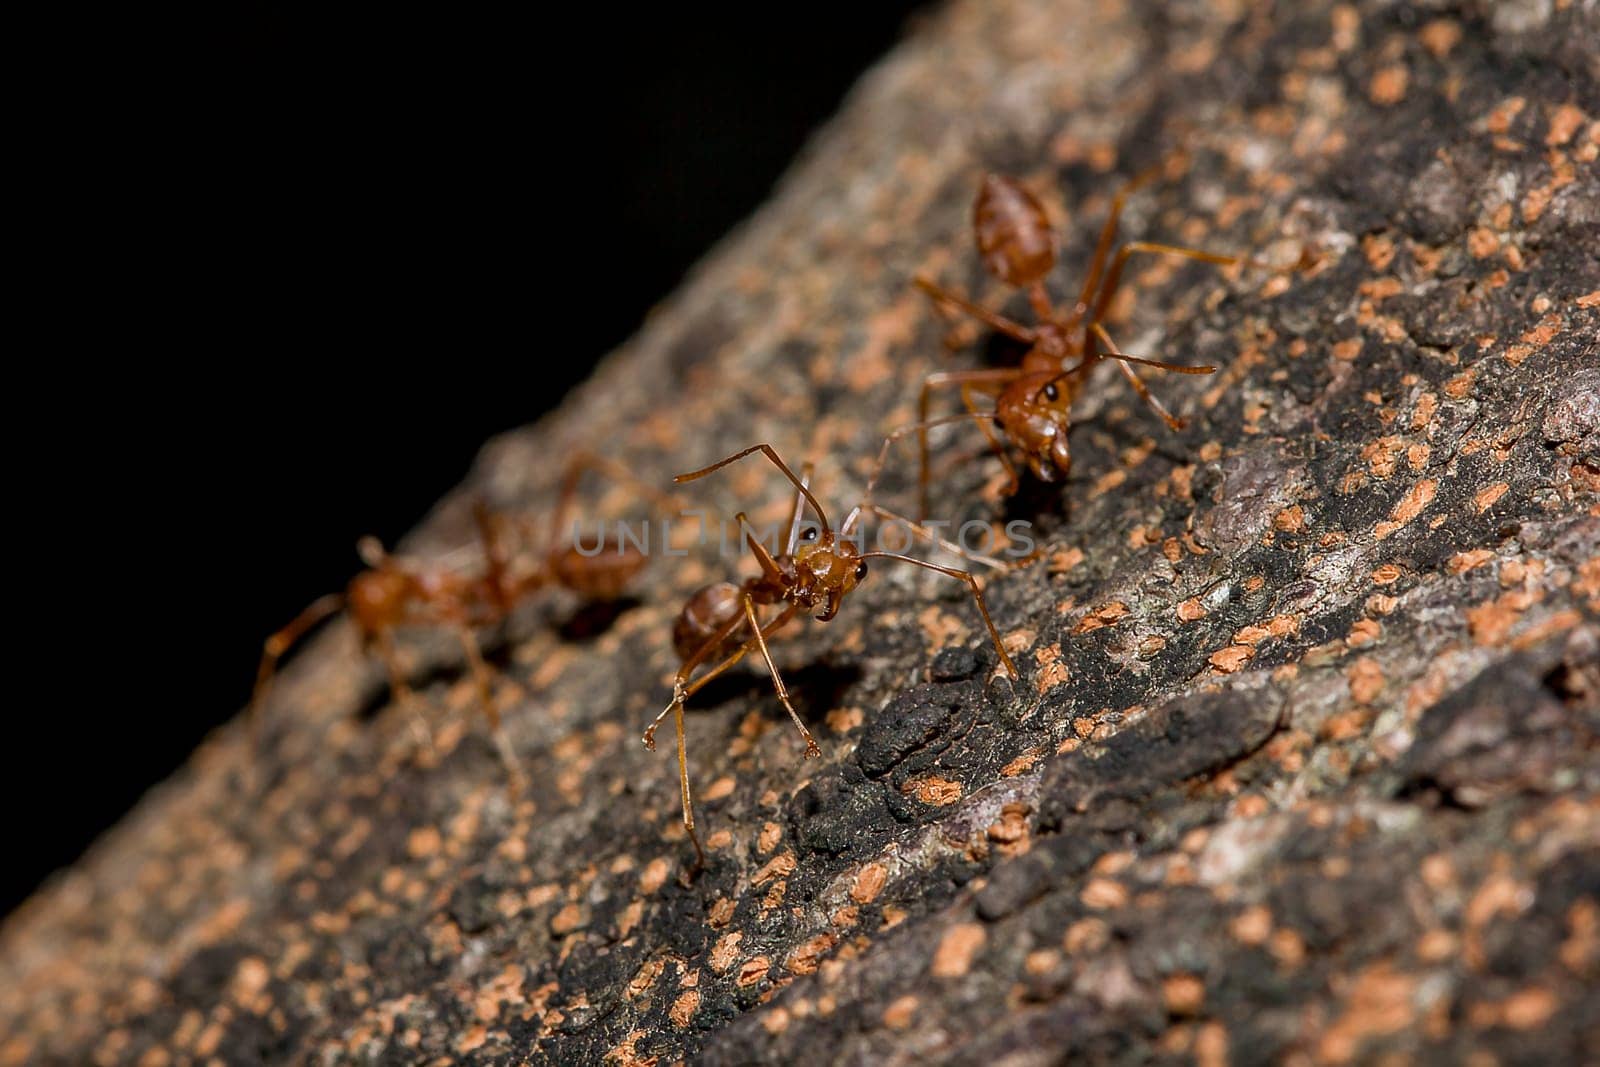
(11, 5), (929, 917)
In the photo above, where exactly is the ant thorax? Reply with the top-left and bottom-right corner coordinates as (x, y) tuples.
(1023, 320), (1080, 372)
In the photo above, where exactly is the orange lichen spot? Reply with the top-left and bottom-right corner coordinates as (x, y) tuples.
(710, 932), (743, 974)
(1081, 878), (1130, 910)
(1209, 645), (1254, 673)
(1467, 587), (1540, 646)
(702, 776), (736, 802)
(931, 923), (987, 978)
(1347, 619), (1382, 649)
(1064, 916), (1112, 955)
(736, 957), (770, 989)
(640, 857), (671, 896)
(1270, 927), (1307, 968)
(1092, 467), (1128, 498)
(550, 903), (585, 936)
(1444, 369), (1476, 398)
(826, 706), (864, 734)
(1178, 598), (1208, 622)
(757, 821), (782, 855)
(1467, 227), (1500, 258)
(906, 776), (963, 806)
(1449, 548), (1496, 574)
(1164, 974), (1206, 1017)
(406, 826), (442, 860)
(1363, 436), (1406, 477)
(1546, 104), (1587, 146)
(1231, 905), (1273, 946)
(1001, 749), (1041, 777)
(1316, 962), (1419, 1063)
(1075, 601), (1130, 633)
(707, 897), (737, 928)
(754, 851), (797, 886)
(669, 990), (700, 1028)
(1419, 18), (1461, 57)
(1369, 65), (1408, 106)
(882, 995), (919, 1031)
(1034, 643), (1070, 693)
(1375, 479), (1437, 539)
(987, 803), (1030, 846)
(1048, 546), (1085, 574)
(627, 959), (665, 999)
(1475, 482), (1510, 513)
(852, 862), (889, 904)
(1348, 657), (1385, 705)
(1332, 338), (1363, 362)
(1274, 505), (1307, 532)
(786, 933), (838, 976)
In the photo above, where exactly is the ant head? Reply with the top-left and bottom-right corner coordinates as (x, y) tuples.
(996, 372), (1075, 483)
(793, 530), (868, 620)
(974, 174), (1058, 288)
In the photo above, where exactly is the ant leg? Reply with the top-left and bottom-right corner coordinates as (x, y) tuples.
(679, 603), (802, 704)
(860, 503), (1010, 570)
(673, 699), (704, 873)
(642, 611), (749, 751)
(452, 621), (524, 787)
(1089, 322), (1204, 432)
(841, 409), (1006, 535)
(1077, 160), (1169, 312)
(644, 603), (792, 874)
(249, 593), (344, 747)
(677, 444), (831, 535)
(549, 450), (681, 556)
(913, 277), (1038, 344)
(961, 384), (1022, 498)
(860, 552), (1020, 679)
(739, 594), (817, 757)
(1087, 241), (1247, 355)
(374, 627), (433, 755)
(917, 370), (1016, 520)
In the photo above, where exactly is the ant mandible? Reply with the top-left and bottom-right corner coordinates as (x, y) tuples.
(642, 438), (1020, 868)
(913, 164), (1289, 517)
(250, 452), (668, 778)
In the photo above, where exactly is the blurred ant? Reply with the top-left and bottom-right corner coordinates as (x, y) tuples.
(914, 166), (1300, 516)
(250, 453), (668, 778)
(642, 436), (1020, 868)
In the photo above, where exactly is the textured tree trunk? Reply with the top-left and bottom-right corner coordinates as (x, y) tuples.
(4, 1), (1598, 1063)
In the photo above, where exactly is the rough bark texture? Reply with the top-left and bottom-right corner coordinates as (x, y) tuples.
(5, 1), (1599, 1064)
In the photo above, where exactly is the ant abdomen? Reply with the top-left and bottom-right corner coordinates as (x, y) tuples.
(673, 582), (745, 661)
(552, 543), (648, 601)
(973, 174), (1058, 288)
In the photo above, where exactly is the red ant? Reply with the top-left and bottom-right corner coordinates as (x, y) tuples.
(250, 453), (668, 777)
(642, 437), (1020, 868)
(913, 166), (1296, 516)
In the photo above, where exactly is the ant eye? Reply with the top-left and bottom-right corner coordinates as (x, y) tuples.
(855, 561), (869, 581)
(1043, 383), (1060, 402)
(800, 526), (819, 542)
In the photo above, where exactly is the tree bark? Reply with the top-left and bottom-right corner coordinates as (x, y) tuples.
(4, 1), (1598, 1063)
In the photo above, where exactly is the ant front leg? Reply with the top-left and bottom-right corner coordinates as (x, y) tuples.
(249, 592), (345, 748)
(1088, 322), (1215, 432)
(913, 277), (1038, 347)
(917, 370), (1016, 520)
(860, 551), (1020, 679)
(373, 627), (434, 757)
(450, 619), (524, 789)
(738, 594), (816, 757)
(1087, 241), (1246, 356)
